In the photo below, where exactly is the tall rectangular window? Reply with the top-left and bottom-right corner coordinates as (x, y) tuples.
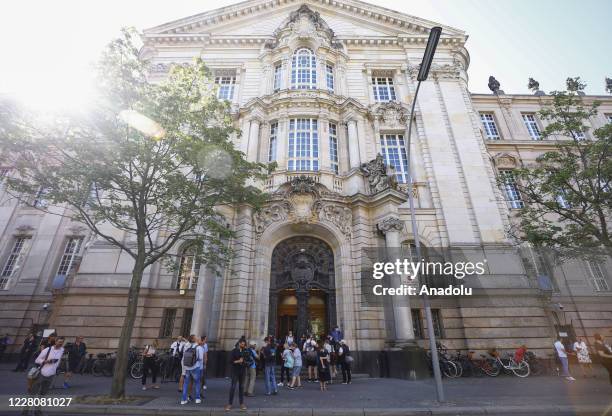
(273, 64), (282, 91)
(268, 122), (278, 162)
(328, 123), (338, 174)
(325, 64), (334, 92)
(499, 170), (524, 209)
(215, 75), (236, 100)
(159, 308), (177, 338)
(480, 113), (500, 139)
(431, 309), (444, 338)
(0, 237), (32, 290)
(181, 308), (193, 338)
(372, 77), (396, 102)
(56, 237), (83, 276)
(380, 134), (409, 183)
(522, 113), (542, 140)
(288, 118), (319, 171)
(411, 309), (423, 339)
(586, 261), (609, 292)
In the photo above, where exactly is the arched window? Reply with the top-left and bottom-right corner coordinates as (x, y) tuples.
(176, 244), (201, 290)
(291, 48), (317, 90)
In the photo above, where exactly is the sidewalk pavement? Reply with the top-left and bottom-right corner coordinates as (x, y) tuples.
(0, 364), (610, 415)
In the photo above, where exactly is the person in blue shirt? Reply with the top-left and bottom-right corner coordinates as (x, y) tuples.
(245, 341), (258, 397)
(261, 336), (278, 396)
(330, 326), (343, 343)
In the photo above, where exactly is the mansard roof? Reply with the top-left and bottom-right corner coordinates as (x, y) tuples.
(143, 0), (466, 46)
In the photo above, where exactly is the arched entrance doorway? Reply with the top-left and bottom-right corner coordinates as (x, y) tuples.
(268, 236), (336, 339)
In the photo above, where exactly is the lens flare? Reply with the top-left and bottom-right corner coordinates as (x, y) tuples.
(118, 110), (165, 139)
(198, 146), (233, 180)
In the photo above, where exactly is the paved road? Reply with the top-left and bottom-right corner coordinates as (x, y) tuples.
(0, 364), (610, 415)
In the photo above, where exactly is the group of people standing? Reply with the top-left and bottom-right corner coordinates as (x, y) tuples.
(223, 327), (353, 411)
(553, 333), (612, 383)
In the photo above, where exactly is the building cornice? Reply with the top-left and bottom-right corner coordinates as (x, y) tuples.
(143, 0), (466, 40)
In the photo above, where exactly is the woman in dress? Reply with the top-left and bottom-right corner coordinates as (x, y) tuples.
(317, 342), (331, 391)
(573, 337), (593, 378)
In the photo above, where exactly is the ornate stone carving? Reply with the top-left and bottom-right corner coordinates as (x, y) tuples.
(289, 175), (318, 195)
(429, 62), (462, 79)
(361, 154), (398, 194)
(372, 101), (409, 128)
(15, 224), (34, 234)
(316, 202), (352, 236)
(377, 217), (404, 234)
(253, 202), (291, 234)
(266, 5), (341, 50)
(494, 153), (518, 169)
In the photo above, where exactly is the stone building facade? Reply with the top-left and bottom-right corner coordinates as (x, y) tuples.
(1, 0), (610, 375)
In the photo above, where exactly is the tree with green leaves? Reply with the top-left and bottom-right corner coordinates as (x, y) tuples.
(509, 77), (611, 258)
(0, 29), (267, 398)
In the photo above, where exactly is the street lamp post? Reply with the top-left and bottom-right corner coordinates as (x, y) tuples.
(405, 26), (445, 402)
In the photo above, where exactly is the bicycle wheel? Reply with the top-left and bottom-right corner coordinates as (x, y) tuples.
(482, 359), (501, 377)
(512, 360), (530, 378)
(441, 360), (459, 378)
(453, 360), (464, 378)
(130, 361), (143, 380)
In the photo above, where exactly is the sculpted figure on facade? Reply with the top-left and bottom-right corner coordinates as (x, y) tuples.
(316, 202), (352, 236)
(361, 154), (398, 194)
(377, 216), (404, 234)
(253, 201), (291, 235)
(488, 76), (501, 94)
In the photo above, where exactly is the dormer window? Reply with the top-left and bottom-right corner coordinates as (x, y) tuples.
(291, 48), (317, 90)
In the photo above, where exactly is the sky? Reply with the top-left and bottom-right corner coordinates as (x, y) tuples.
(1, 0), (610, 109)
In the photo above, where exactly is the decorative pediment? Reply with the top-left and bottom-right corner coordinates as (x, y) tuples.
(265, 5), (341, 50)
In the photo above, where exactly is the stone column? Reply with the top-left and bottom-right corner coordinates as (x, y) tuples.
(190, 266), (214, 336)
(347, 119), (361, 169)
(377, 217), (415, 346)
(247, 118), (261, 163)
(277, 117), (288, 170)
(296, 288), (309, 337)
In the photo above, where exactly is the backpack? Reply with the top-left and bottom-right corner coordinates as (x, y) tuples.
(182, 344), (198, 367)
(284, 351), (294, 368)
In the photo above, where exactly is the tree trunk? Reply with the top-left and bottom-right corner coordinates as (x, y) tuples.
(110, 254), (146, 398)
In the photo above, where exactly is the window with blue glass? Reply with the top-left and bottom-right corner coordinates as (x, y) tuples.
(329, 122), (338, 173)
(291, 48), (317, 90)
(380, 134), (409, 183)
(288, 118), (319, 171)
(268, 122), (278, 162)
(326, 64), (334, 92)
(372, 77), (396, 102)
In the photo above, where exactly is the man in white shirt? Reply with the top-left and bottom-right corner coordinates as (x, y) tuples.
(554, 337), (575, 381)
(33, 337), (65, 395)
(170, 336), (184, 382)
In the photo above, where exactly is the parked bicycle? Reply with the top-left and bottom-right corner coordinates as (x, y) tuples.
(488, 349), (530, 377)
(92, 352), (116, 377)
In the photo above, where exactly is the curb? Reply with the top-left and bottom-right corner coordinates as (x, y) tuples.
(11, 404), (607, 416)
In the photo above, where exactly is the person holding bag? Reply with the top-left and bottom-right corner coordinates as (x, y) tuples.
(29, 337), (65, 395)
(141, 339), (160, 390)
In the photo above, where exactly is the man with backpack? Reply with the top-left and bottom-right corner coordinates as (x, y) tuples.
(245, 341), (258, 397)
(180, 335), (203, 405)
(262, 336), (279, 396)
